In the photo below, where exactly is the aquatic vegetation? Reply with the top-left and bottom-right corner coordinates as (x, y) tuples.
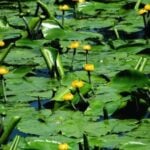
(72, 80), (84, 89)
(59, 4), (70, 26)
(0, 41), (5, 47)
(138, 3), (150, 38)
(84, 64), (94, 84)
(0, 66), (9, 103)
(0, 66), (9, 75)
(58, 143), (69, 150)
(68, 41), (80, 70)
(63, 92), (74, 101)
(83, 44), (92, 63)
(0, 0), (150, 150)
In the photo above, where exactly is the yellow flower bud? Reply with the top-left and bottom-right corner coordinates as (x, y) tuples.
(138, 9), (147, 15)
(69, 41), (80, 49)
(72, 0), (85, 3)
(144, 4), (150, 11)
(58, 143), (69, 150)
(79, 0), (85, 3)
(63, 93), (74, 101)
(84, 64), (94, 72)
(0, 66), (9, 75)
(59, 5), (70, 11)
(72, 80), (84, 88)
(0, 40), (5, 47)
(83, 44), (92, 51)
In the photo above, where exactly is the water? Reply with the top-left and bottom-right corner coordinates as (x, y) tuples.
(8, 128), (28, 141)
(29, 99), (50, 110)
(34, 69), (50, 78)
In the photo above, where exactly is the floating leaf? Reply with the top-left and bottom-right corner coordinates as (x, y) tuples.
(111, 69), (150, 92)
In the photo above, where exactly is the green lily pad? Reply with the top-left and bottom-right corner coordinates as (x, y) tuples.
(111, 69), (150, 92)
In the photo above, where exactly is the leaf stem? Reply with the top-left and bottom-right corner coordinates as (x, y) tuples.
(134, 57), (143, 70)
(1, 76), (7, 103)
(87, 71), (91, 84)
(83, 134), (90, 150)
(134, 0), (141, 10)
(77, 88), (87, 102)
(70, 48), (76, 70)
(21, 15), (32, 38)
(85, 51), (88, 64)
(135, 57), (147, 72)
(37, 0), (51, 18)
(103, 107), (109, 120)
(0, 43), (14, 65)
(34, 3), (40, 16)
(10, 135), (20, 150)
(17, 0), (22, 13)
(142, 15), (147, 29)
(139, 58), (147, 72)
(0, 116), (21, 144)
(37, 96), (42, 110)
(62, 11), (65, 27)
(114, 27), (120, 39)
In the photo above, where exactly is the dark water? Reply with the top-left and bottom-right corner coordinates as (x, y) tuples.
(8, 128), (28, 141)
(29, 99), (50, 110)
(34, 69), (50, 78)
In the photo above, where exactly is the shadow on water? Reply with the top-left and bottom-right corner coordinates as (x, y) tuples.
(34, 69), (50, 78)
(8, 128), (39, 142)
(29, 99), (50, 110)
(8, 128), (28, 141)
(79, 27), (146, 41)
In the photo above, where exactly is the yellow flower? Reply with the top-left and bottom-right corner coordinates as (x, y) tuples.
(63, 93), (74, 101)
(0, 40), (5, 47)
(79, 0), (85, 3)
(72, 80), (84, 88)
(69, 41), (80, 49)
(72, 0), (85, 3)
(138, 9), (147, 15)
(83, 44), (92, 51)
(84, 64), (94, 72)
(0, 66), (9, 75)
(144, 4), (150, 11)
(59, 5), (70, 11)
(58, 143), (69, 150)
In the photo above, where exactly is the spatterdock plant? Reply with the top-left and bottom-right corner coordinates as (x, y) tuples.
(84, 64), (95, 94)
(0, 41), (5, 47)
(63, 92), (74, 102)
(71, 80), (86, 102)
(19, 13), (45, 39)
(59, 4), (70, 27)
(72, 0), (86, 18)
(40, 47), (64, 79)
(144, 4), (150, 16)
(138, 4), (150, 37)
(0, 66), (9, 103)
(79, 134), (100, 150)
(138, 9), (148, 28)
(63, 92), (79, 110)
(83, 44), (92, 63)
(19, 0), (63, 39)
(83, 64), (94, 84)
(35, 0), (63, 28)
(68, 41), (80, 70)
(58, 143), (69, 150)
